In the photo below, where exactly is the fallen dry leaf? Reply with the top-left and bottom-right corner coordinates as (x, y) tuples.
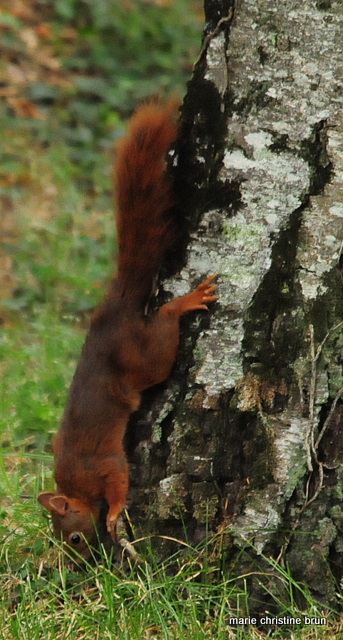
(7, 96), (46, 119)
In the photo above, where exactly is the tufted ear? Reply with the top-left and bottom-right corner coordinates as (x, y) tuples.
(38, 492), (69, 515)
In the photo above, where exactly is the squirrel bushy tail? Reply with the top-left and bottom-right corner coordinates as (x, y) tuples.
(114, 100), (178, 308)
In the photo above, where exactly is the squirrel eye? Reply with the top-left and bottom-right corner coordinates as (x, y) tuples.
(69, 532), (82, 545)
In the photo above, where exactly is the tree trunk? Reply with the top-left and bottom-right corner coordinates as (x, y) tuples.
(127, 0), (343, 610)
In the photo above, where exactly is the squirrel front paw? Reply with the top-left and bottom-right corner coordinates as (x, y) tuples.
(194, 275), (218, 309)
(182, 274), (218, 312)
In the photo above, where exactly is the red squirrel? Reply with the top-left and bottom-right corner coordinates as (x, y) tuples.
(38, 100), (217, 560)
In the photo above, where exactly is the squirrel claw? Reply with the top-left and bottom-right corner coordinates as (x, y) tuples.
(106, 515), (118, 541)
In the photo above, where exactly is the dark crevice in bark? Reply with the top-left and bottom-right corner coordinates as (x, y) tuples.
(241, 114), (335, 384)
(233, 81), (275, 116)
(317, 403), (343, 467)
(174, 79), (239, 231)
(242, 207), (304, 382)
(204, 0), (233, 28)
(299, 120), (333, 195)
(308, 267), (343, 340)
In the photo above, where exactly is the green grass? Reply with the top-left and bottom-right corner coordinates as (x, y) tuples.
(1, 533), (246, 639)
(0, 519), (340, 639)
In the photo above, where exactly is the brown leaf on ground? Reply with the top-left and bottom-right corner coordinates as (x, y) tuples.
(7, 97), (46, 119)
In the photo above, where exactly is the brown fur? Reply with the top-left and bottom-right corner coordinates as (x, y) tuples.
(38, 101), (217, 561)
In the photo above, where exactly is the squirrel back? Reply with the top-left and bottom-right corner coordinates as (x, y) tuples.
(114, 100), (178, 308)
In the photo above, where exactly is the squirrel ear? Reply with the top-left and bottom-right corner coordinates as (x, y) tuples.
(38, 491), (56, 511)
(49, 495), (70, 515)
(38, 492), (69, 515)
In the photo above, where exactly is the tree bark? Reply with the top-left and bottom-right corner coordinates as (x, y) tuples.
(127, 0), (343, 610)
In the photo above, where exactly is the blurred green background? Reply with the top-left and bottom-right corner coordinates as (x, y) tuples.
(0, 0), (203, 192)
(0, 0), (203, 564)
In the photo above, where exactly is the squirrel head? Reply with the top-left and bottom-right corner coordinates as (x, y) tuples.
(38, 492), (102, 561)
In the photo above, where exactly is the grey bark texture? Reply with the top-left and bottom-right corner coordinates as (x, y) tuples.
(128, 0), (343, 609)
